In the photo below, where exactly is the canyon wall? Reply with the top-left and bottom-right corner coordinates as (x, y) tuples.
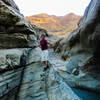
(54, 0), (100, 92)
(0, 0), (46, 99)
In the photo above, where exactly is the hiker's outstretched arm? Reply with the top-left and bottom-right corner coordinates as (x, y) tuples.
(36, 44), (40, 47)
(34, 41), (40, 48)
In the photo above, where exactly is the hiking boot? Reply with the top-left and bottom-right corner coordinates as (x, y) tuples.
(40, 73), (45, 77)
(43, 67), (47, 71)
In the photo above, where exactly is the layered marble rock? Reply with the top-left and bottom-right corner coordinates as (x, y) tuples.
(17, 49), (100, 100)
(54, 0), (100, 93)
(17, 49), (82, 100)
(0, 0), (46, 99)
(0, 0), (47, 48)
(0, 0), (36, 34)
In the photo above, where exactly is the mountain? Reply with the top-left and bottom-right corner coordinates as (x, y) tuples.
(26, 13), (81, 37)
(26, 13), (64, 32)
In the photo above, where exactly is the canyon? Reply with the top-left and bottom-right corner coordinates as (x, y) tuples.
(0, 0), (100, 100)
(26, 13), (81, 37)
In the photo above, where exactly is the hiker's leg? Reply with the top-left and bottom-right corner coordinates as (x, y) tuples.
(43, 61), (45, 66)
(45, 61), (48, 68)
(44, 61), (48, 68)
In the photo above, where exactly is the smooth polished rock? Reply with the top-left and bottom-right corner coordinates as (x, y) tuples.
(0, 49), (24, 71)
(54, 0), (100, 93)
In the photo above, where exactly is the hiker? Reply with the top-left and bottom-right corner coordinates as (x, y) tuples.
(37, 34), (52, 70)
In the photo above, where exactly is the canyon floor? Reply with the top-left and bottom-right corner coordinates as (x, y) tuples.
(17, 48), (100, 100)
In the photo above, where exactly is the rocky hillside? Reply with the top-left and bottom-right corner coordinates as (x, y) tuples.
(26, 13), (81, 37)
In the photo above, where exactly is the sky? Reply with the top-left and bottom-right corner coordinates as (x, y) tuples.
(14, 0), (91, 16)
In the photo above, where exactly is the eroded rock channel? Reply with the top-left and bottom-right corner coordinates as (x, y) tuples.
(0, 0), (100, 100)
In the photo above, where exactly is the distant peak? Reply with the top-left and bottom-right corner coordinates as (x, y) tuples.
(33, 13), (49, 17)
(38, 13), (48, 16)
(64, 13), (76, 16)
(26, 13), (81, 18)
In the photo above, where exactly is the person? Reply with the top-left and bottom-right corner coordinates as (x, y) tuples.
(38, 34), (52, 71)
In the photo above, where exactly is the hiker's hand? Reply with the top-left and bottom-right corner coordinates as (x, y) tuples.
(50, 44), (53, 49)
